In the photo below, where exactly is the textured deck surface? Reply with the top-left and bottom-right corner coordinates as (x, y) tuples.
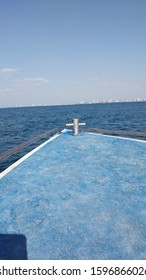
(0, 130), (146, 260)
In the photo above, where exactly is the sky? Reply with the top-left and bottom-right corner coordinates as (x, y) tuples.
(0, 0), (146, 108)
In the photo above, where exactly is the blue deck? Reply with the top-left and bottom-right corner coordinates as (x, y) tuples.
(0, 130), (146, 260)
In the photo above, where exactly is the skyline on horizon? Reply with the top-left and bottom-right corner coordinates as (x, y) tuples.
(0, 0), (146, 108)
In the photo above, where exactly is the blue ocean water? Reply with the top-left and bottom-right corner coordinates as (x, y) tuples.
(0, 102), (146, 172)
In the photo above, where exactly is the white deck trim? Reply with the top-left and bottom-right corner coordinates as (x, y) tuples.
(87, 132), (146, 143)
(0, 133), (60, 179)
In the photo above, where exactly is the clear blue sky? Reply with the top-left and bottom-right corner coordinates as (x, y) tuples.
(0, 0), (146, 107)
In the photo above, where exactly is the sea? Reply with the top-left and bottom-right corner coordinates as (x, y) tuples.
(0, 101), (146, 173)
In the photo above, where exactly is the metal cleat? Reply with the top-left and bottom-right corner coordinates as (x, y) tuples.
(66, 118), (86, 135)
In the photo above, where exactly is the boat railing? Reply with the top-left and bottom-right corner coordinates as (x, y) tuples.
(81, 127), (146, 139)
(66, 118), (146, 139)
(1, 122), (146, 164)
(0, 128), (59, 162)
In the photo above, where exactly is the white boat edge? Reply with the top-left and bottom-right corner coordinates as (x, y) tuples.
(0, 132), (60, 179)
(88, 131), (146, 143)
